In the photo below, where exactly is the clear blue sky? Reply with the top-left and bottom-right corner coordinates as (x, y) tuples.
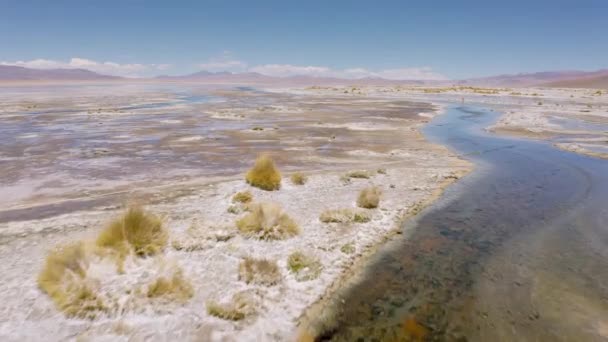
(1, 0), (607, 79)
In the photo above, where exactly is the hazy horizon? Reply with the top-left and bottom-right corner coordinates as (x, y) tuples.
(1, 0), (607, 79)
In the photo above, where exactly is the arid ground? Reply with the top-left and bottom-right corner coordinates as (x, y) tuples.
(0, 84), (469, 341)
(1, 83), (606, 341)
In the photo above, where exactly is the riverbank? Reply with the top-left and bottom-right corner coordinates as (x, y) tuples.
(288, 97), (608, 341)
(299, 85), (608, 160)
(0, 85), (470, 341)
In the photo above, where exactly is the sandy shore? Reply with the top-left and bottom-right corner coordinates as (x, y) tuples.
(0, 85), (470, 341)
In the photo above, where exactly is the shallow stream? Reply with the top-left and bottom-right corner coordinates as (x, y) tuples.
(316, 106), (608, 341)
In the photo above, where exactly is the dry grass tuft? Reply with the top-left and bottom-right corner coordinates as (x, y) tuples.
(353, 210), (372, 223)
(238, 257), (281, 285)
(290, 172), (308, 185)
(287, 251), (322, 281)
(207, 291), (256, 321)
(232, 191), (253, 203)
(319, 208), (371, 223)
(245, 155), (281, 191)
(340, 243), (356, 254)
(236, 202), (299, 240)
(227, 205), (241, 215)
(147, 268), (194, 303)
(357, 186), (382, 209)
(319, 209), (353, 223)
(37, 242), (106, 319)
(346, 170), (372, 179)
(96, 206), (168, 257)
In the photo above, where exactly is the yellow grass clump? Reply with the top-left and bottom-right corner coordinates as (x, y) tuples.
(147, 268), (194, 303)
(340, 242), (356, 254)
(290, 172), (308, 185)
(319, 208), (372, 223)
(346, 170), (372, 179)
(238, 257), (281, 286)
(287, 251), (322, 282)
(37, 242), (106, 319)
(236, 202), (299, 240)
(319, 208), (353, 223)
(96, 206), (168, 257)
(206, 291), (256, 321)
(245, 155), (281, 191)
(357, 186), (382, 209)
(232, 191), (253, 203)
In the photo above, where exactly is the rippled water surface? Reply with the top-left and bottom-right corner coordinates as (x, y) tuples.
(315, 106), (608, 341)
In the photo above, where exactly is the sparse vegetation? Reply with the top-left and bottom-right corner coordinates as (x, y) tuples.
(37, 242), (106, 319)
(96, 206), (168, 257)
(319, 208), (353, 223)
(236, 202), (299, 240)
(238, 257), (281, 285)
(339, 174), (352, 185)
(346, 170), (372, 179)
(340, 242), (356, 254)
(245, 155), (282, 191)
(232, 191), (253, 203)
(207, 291), (256, 320)
(319, 208), (371, 223)
(287, 251), (322, 281)
(227, 205), (241, 214)
(377, 168), (387, 175)
(357, 186), (382, 209)
(147, 268), (194, 303)
(353, 210), (372, 223)
(290, 172), (308, 185)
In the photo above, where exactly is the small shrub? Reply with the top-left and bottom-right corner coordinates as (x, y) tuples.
(357, 186), (382, 209)
(238, 257), (281, 285)
(339, 174), (352, 185)
(37, 242), (106, 318)
(340, 243), (356, 254)
(377, 168), (387, 175)
(251, 126), (264, 131)
(227, 205), (241, 215)
(319, 208), (371, 223)
(245, 155), (281, 191)
(147, 268), (194, 303)
(319, 209), (353, 223)
(287, 251), (322, 281)
(353, 210), (372, 223)
(207, 291), (256, 321)
(290, 172), (308, 185)
(96, 206), (168, 257)
(236, 202), (299, 240)
(232, 191), (253, 203)
(346, 170), (372, 179)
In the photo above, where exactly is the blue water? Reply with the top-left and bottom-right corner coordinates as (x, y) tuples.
(315, 105), (608, 341)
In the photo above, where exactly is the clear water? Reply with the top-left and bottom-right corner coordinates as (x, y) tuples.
(316, 106), (608, 341)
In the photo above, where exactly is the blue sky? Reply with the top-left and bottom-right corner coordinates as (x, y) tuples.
(1, 0), (607, 79)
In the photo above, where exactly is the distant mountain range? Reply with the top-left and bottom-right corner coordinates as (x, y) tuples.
(1, 64), (607, 89)
(154, 70), (417, 86)
(459, 69), (608, 88)
(0, 65), (122, 81)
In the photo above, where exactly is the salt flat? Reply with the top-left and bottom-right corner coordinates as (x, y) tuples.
(0, 84), (468, 341)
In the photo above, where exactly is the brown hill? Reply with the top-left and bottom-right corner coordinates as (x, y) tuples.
(0, 65), (122, 81)
(542, 74), (608, 89)
(460, 70), (608, 88)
